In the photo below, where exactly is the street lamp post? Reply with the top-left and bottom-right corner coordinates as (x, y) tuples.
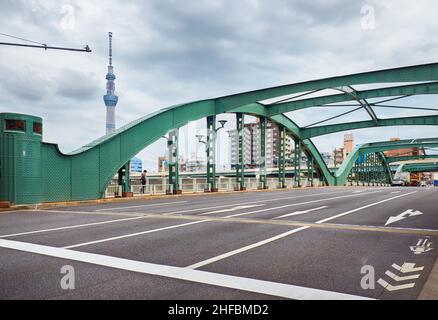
(197, 116), (227, 192)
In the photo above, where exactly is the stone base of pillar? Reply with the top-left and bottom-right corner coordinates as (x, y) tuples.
(205, 188), (219, 193)
(257, 186), (269, 190)
(173, 190), (182, 195)
(0, 201), (11, 208)
(234, 187), (246, 191)
(122, 192), (134, 198)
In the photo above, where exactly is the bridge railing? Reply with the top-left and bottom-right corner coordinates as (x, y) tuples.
(105, 176), (325, 198)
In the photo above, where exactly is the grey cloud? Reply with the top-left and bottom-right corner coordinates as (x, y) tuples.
(54, 68), (100, 101)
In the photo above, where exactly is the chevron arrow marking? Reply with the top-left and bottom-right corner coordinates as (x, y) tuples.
(392, 263), (424, 273)
(377, 279), (415, 291)
(385, 270), (420, 281)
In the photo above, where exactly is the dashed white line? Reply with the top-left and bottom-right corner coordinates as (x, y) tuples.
(0, 239), (372, 300)
(0, 216), (146, 238)
(95, 201), (188, 212)
(223, 190), (383, 218)
(274, 206), (328, 219)
(63, 220), (209, 249)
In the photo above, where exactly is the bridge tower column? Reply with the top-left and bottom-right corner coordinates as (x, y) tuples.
(354, 160), (359, 186)
(117, 161), (131, 197)
(307, 155), (314, 187)
(167, 129), (181, 194)
(372, 153), (377, 186)
(360, 154), (365, 186)
(278, 126), (286, 189)
(294, 139), (302, 187)
(235, 113), (246, 191)
(206, 116), (218, 192)
(258, 116), (267, 189)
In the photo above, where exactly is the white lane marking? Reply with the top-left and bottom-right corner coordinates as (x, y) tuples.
(385, 209), (423, 226)
(385, 270), (420, 281)
(410, 238), (434, 254)
(377, 279), (415, 291)
(392, 262), (424, 273)
(186, 226), (310, 269)
(274, 206), (328, 219)
(315, 191), (418, 224)
(0, 216), (146, 238)
(63, 220), (209, 249)
(95, 201), (188, 212)
(199, 204), (265, 215)
(188, 191), (418, 269)
(224, 190), (383, 218)
(162, 189), (367, 215)
(0, 239), (371, 300)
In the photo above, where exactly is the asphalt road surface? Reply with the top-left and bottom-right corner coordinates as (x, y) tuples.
(1, 186), (437, 300)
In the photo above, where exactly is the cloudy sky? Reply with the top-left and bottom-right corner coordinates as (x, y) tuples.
(1, 0), (438, 170)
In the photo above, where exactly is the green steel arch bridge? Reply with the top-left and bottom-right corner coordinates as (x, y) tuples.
(2, 62), (438, 205)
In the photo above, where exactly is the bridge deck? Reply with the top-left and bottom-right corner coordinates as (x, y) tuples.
(0, 186), (437, 300)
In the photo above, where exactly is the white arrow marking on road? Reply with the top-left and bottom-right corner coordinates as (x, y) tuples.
(410, 239), (434, 255)
(273, 206), (328, 219)
(200, 204), (264, 215)
(392, 262), (424, 273)
(378, 262), (424, 292)
(385, 270), (420, 281)
(377, 279), (415, 291)
(385, 209), (423, 226)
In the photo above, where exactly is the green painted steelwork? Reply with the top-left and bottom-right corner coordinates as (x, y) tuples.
(401, 162), (438, 172)
(386, 154), (438, 163)
(259, 116), (267, 189)
(235, 113), (245, 190)
(3, 62), (438, 204)
(301, 115), (438, 139)
(206, 115), (216, 192)
(0, 113), (43, 204)
(335, 138), (438, 186)
(278, 126), (286, 188)
(267, 82), (438, 116)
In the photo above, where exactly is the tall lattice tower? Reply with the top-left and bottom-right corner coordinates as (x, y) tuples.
(103, 32), (118, 134)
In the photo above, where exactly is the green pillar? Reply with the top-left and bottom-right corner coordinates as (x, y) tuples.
(307, 156), (314, 187)
(259, 116), (267, 189)
(235, 113), (245, 191)
(124, 161), (131, 193)
(117, 167), (123, 197)
(355, 160), (359, 186)
(167, 129), (181, 194)
(294, 139), (301, 187)
(206, 116), (217, 192)
(278, 126), (286, 188)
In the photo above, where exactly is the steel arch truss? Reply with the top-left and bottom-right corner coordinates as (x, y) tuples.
(6, 62), (438, 203)
(335, 138), (438, 186)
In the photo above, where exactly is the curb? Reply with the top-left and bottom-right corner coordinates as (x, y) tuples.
(0, 185), (345, 212)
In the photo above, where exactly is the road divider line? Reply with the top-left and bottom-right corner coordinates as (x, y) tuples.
(63, 220), (209, 249)
(187, 191), (419, 269)
(274, 206), (328, 219)
(95, 201), (188, 212)
(0, 216), (146, 238)
(186, 226), (311, 269)
(0, 239), (372, 300)
(223, 190), (383, 218)
(161, 189), (373, 215)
